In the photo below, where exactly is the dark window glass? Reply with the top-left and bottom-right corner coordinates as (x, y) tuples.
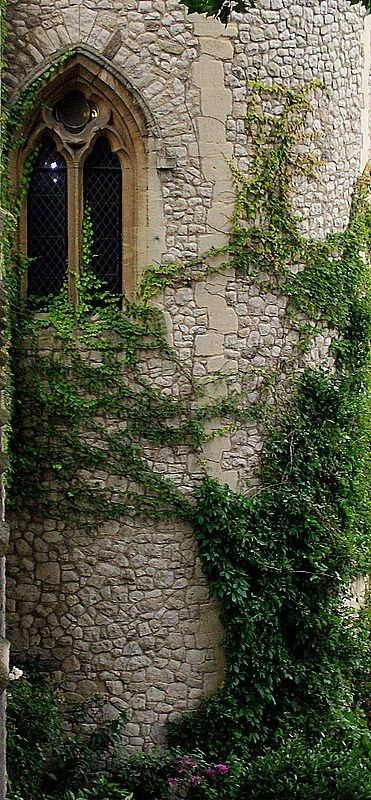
(84, 137), (122, 295)
(27, 137), (68, 297)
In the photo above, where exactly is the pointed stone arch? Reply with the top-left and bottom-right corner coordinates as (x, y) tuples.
(12, 47), (167, 300)
(9, 45), (161, 140)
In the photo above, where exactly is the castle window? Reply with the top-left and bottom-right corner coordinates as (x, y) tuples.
(16, 57), (150, 305)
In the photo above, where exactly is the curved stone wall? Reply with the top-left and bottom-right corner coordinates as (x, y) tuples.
(6, 0), (367, 253)
(5, 0), (368, 748)
(8, 513), (225, 749)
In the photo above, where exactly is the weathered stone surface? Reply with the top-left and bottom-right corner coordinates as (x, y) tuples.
(0, 524), (9, 558)
(4, 0), (365, 753)
(35, 562), (61, 585)
(8, 511), (225, 750)
(0, 638), (9, 692)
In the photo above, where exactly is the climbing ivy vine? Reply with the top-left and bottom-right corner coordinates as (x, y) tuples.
(1, 45), (370, 798)
(165, 83), (371, 768)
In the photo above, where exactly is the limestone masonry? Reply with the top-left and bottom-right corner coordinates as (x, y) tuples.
(5, 0), (371, 748)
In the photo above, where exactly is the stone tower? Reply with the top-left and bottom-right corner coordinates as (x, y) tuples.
(4, 0), (370, 749)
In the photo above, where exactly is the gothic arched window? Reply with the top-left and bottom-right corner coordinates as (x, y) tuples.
(17, 59), (149, 305)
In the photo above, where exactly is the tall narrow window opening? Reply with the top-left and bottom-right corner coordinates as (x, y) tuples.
(17, 56), (149, 303)
(27, 137), (67, 297)
(84, 137), (123, 296)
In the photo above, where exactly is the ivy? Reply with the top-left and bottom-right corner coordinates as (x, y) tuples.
(2, 54), (370, 797)
(168, 371), (370, 756)
(3, 46), (75, 151)
(181, 0), (371, 24)
(7, 202), (263, 523)
(165, 84), (371, 769)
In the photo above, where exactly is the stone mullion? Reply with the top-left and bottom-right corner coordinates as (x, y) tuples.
(67, 158), (83, 308)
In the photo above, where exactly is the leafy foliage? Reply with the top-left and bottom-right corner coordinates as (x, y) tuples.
(238, 714), (371, 800)
(7, 236), (259, 522)
(7, 665), (130, 800)
(112, 751), (237, 800)
(168, 372), (370, 756)
(181, 0), (254, 25)
(164, 85), (371, 775)
(2, 55), (370, 800)
(181, 0), (371, 24)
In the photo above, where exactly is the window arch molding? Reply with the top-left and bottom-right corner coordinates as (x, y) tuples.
(13, 52), (154, 304)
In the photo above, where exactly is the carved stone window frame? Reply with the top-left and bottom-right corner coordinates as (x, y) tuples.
(12, 54), (151, 304)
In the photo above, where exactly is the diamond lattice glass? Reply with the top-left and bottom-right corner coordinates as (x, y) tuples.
(27, 137), (68, 297)
(83, 137), (122, 295)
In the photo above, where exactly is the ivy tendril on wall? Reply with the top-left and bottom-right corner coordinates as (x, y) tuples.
(1, 45), (371, 800)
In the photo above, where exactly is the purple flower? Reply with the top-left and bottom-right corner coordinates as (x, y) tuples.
(168, 778), (178, 787)
(189, 775), (202, 785)
(215, 763), (229, 774)
(204, 768), (218, 779)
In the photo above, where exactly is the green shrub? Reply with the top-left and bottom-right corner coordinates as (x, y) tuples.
(111, 750), (173, 800)
(238, 717), (371, 800)
(60, 777), (133, 800)
(111, 750), (241, 800)
(7, 664), (128, 800)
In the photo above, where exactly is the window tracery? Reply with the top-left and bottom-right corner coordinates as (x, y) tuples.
(15, 59), (148, 305)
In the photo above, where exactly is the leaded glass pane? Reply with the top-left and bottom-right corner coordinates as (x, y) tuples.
(27, 137), (68, 297)
(27, 138), (67, 296)
(83, 137), (122, 295)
